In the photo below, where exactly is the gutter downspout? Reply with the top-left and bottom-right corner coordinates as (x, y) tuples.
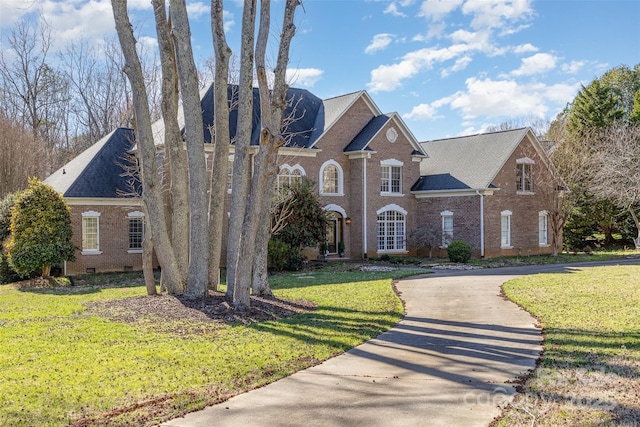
(476, 190), (485, 258)
(363, 156), (368, 257)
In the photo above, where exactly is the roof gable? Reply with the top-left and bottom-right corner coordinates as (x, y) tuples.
(45, 128), (138, 198)
(418, 128), (530, 190)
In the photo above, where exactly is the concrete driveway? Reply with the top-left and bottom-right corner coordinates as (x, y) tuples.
(162, 259), (639, 427)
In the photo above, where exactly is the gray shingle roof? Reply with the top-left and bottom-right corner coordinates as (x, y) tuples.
(417, 128), (531, 191)
(45, 128), (138, 198)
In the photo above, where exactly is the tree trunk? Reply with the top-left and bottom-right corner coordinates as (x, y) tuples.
(226, 0), (258, 310)
(112, 0), (184, 294)
(244, 0), (298, 298)
(142, 216), (157, 295)
(208, 0), (233, 290)
(170, 0), (210, 299)
(629, 206), (640, 249)
(151, 0), (189, 284)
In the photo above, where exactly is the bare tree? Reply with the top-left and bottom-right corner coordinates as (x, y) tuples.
(406, 223), (439, 259)
(0, 113), (47, 198)
(589, 124), (640, 248)
(112, 0), (184, 294)
(227, 0), (300, 308)
(208, 0), (233, 290)
(0, 19), (69, 171)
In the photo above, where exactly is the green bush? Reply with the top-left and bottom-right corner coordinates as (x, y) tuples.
(0, 252), (22, 284)
(447, 240), (472, 263)
(5, 178), (75, 276)
(267, 239), (307, 272)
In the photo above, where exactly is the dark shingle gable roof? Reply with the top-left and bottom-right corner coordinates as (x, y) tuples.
(344, 114), (390, 153)
(199, 84), (324, 148)
(45, 128), (139, 198)
(411, 174), (470, 192)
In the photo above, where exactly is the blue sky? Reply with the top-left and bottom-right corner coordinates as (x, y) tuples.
(1, 0), (639, 140)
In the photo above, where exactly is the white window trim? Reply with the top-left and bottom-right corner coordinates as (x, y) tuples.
(380, 159), (404, 196)
(539, 210), (550, 247)
(319, 159), (344, 196)
(127, 211), (145, 254)
(501, 210), (513, 249)
(81, 211), (102, 255)
(376, 204), (408, 253)
(516, 159), (535, 195)
(441, 210), (454, 248)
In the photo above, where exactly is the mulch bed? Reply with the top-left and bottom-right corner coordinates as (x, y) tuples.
(84, 291), (317, 331)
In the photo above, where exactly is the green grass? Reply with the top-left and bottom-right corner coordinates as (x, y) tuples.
(466, 248), (640, 268)
(0, 268), (417, 426)
(496, 265), (640, 426)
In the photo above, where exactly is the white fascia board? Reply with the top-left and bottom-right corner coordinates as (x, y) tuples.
(411, 188), (497, 199)
(65, 198), (143, 207)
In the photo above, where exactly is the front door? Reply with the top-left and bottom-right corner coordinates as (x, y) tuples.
(326, 213), (341, 254)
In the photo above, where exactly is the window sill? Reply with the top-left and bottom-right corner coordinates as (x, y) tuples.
(128, 249), (143, 254)
(516, 191), (535, 195)
(538, 244), (550, 248)
(376, 249), (408, 254)
(380, 192), (405, 197)
(501, 245), (513, 250)
(81, 250), (102, 255)
(319, 192), (344, 197)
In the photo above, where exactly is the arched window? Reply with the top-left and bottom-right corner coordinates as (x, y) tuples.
(319, 160), (343, 195)
(539, 210), (549, 246)
(441, 210), (454, 247)
(376, 204), (407, 252)
(277, 164), (305, 192)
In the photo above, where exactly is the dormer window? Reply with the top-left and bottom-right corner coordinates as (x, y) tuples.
(516, 158), (534, 193)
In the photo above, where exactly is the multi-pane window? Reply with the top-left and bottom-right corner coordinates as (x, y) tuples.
(322, 164), (338, 193)
(81, 211), (100, 253)
(376, 210), (406, 252)
(441, 211), (454, 247)
(516, 162), (534, 192)
(539, 211), (548, 246)
(277, 166), (303, 192)
(129, 217), (144, 250)
(501, 210), (512, 248)
(381, 165), (402, 194)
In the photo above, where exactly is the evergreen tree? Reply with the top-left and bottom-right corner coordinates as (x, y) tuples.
(5, 178), (75, 276)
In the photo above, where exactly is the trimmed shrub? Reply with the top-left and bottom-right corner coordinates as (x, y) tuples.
(447, 240), (472, 263)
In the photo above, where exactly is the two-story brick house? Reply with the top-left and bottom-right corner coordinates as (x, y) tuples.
(45, 85), (558, 275)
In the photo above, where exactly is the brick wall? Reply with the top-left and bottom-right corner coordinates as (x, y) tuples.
(66, 204), (145, 275)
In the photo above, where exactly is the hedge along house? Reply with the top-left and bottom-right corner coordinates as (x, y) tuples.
(46, 84), (559, 275)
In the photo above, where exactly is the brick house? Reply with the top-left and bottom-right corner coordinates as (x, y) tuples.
(45, 85), (558, 275)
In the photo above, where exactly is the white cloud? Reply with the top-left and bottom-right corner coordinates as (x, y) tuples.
(367, 44), (472, 92)
(419, 77), (581, 124)
(365, 33), (394, 54)
(40, 0), (116, 48)
(514, 43), (538, 54)
(286, 68), (323, 87)
(187, 2), (209, 20)
(404, 103), (438, 120)
(0, 0), (35, 26)
(441, 55), (472, 77)
(223, 10), (235, 32)
(561, 60), (586, 74)
(462, 0), (533, 31)
(511, 52), (557, 76)
(384, 3), (407, 17)
(419, 0), (464, 20)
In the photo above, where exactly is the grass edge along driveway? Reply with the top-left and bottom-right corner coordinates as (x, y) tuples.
(0, 268), (419, 427)
(496, 264), (640, 426)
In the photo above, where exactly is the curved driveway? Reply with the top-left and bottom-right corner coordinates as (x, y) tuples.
(162, 259), (639, 427)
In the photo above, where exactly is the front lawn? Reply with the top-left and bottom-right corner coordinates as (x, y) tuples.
(497, 265), (640, 426)
(0, 268), (418, 426)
